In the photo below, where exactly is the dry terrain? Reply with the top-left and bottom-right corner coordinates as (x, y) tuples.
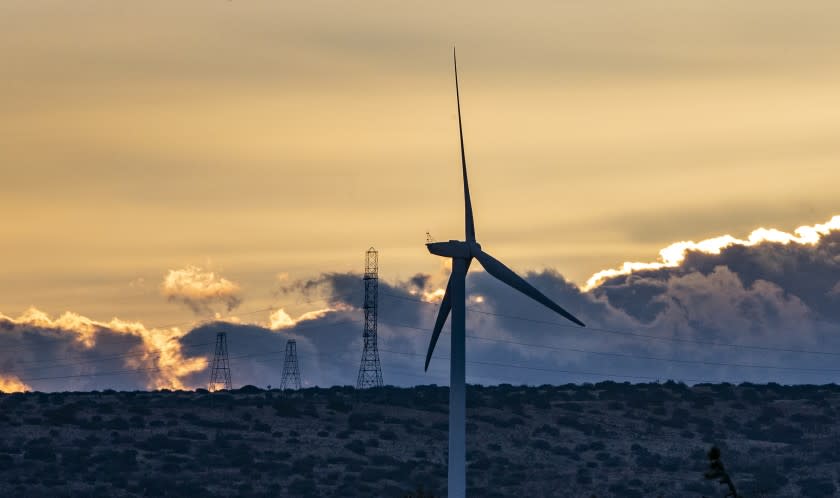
(0, 383), (838, 497)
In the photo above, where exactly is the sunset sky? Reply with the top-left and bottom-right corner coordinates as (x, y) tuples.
(1, 1), (839, 391)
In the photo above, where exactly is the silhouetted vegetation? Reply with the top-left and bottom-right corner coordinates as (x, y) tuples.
(0, 383), (837, 496)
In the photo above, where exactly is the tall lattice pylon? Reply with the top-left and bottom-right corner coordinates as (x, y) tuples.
(208, 332), (232, 392)
(356, 247), (384, 388)
(280, 339), (301, 390)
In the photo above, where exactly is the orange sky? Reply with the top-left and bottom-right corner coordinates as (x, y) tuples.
(1, 1), (838, 327)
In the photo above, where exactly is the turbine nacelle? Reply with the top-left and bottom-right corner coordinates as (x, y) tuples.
(425, 240), (480, 259)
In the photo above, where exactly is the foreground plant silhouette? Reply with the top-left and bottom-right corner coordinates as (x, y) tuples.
(401, 485), (439, 498)
(704, 446), (739, 497)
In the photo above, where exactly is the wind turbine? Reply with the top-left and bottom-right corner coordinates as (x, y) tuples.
(425, 48), (586, 498)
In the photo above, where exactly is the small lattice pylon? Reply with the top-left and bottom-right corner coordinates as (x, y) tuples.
(208, 332), (232, 392)
(280, 339), (301, 390)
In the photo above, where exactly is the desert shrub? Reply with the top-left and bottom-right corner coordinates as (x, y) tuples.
(691, 395), (714, 409)
(682, 481), (716, 494)
(128, 404), (151, 416)
(530, 439), (550, 451)
(345, 439), (366, 455)
(402, 485), (440, 497)
(272, 399), (300, 417)
(747, 464), (788, 493)
(575, 468), (592, 484)
(431, 421), (448, 432)
(168, 429), (207, 440)
(533, 424), (559, 438)
(798, 478), (836, 497)
(93, 449), (138, 473)
(23, 445), (55, 462)
(557, 402), (583, 412)
(327, 398), (352, 413)
(287, 477), (317, 496)
(252, 421), (271, 433)
(44, 403), (81, 425)
(229, 443), (254, 467)
(555, 415), (603, 435)
(291, 455), (320, 475)
(756, 405), (782, 424)
(97, 402), (115, 414)
(136, 434), (190, 454)
(380, 429), (398, 441)
(608, 483), (642, 498)
(740, 388), (761, 403)
(103, 417), (130, 430)
(348, 413), (373, 431)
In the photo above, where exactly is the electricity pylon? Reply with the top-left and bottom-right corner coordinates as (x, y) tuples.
(356, 247), (383, 388)
(208, 332), (232, 392)
(280, 339), (301, 390)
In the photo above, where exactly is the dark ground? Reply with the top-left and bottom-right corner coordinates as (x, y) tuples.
(1, 382), (839, 497)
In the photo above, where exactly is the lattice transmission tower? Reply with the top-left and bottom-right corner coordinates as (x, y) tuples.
(280, 339), (301, 390)
(356, 247), (384, 388)
(208, 331), (232, 391)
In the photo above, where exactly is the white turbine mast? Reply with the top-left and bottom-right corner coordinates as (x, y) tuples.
(424, 47), (586, 498)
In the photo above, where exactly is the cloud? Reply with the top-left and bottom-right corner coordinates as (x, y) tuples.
(0, 308), (205, 391)
(0, 375), (30, 393)
(269, 308), (334, 331)
(585, 215), (840, 290)
(247, 217), (840, 387)
(161, 265), (242, 315)
(6, 215), (840, 391)
(592, 219), (840, 324)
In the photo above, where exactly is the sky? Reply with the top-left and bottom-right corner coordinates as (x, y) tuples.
(1, 1), (839, 391)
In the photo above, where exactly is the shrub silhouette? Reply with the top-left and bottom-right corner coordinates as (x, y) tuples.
(703, 446), (738, 497)
(402, 485), (439, 497)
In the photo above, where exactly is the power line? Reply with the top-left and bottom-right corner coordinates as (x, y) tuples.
(377, 319), (840, 375)
(14, 315), (840, 388)
(379, 348), (718, 384)
(0, 305), (278, 354)
(0, 342), (213, 374)
(8, 288), (840, 389)
(379, 291), (840, 357)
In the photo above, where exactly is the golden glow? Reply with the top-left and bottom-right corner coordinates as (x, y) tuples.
(161, 266), (242, 314)
(0, 375), (30, 393)
(0, 308), (205, 390)
(423, 288), (447, 303)
(585, 215), (840, 290)
(268, 307), (342, 331)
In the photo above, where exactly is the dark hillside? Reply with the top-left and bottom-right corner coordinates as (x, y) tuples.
(0, 382), (838, 497)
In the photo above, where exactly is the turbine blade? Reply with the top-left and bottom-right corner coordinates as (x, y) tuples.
(474, 250), (586, 327)
(454, 47), (476, 242)
(425, 275), (454, 371)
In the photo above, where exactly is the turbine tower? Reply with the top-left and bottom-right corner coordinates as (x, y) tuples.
(424, 49), (586, 498)
(208, 331), (232, 392)
(280, 339), (301, 390)
(356, 247), (384, 388)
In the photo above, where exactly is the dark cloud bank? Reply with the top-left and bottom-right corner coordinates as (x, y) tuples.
(4, 230), (839, 391)
(178, 230), (840, 389)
